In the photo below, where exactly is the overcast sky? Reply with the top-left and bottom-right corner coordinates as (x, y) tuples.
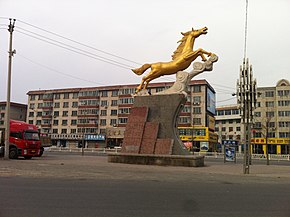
(0, 0), (289, 105)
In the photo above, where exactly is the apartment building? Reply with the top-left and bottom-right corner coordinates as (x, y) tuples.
(0, 102), (27, 129)
(26, 80), (216, 148)
(253, 79), (290, 154)
(215, 79), (290, 154)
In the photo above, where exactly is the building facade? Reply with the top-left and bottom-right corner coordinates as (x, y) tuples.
(215, 79), (290, 154)
(26, 80), (216, 148)
(0, 102), (27, 129)
(253, 79), (290, 154)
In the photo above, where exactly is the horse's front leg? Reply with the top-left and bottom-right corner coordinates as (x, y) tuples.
(136, 77), (146, 93)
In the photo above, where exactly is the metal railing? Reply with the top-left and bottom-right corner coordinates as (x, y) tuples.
(45, 147), (290, 161)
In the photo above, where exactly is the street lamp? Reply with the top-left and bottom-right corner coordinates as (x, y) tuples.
(236, 58), (257, 174)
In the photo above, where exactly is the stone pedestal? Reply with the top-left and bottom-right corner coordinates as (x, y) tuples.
(121, 93), (190, 155)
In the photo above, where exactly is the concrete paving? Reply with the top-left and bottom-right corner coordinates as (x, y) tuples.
(1, 153), (290, 183)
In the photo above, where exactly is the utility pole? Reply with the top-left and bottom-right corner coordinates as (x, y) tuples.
(236, 58), (257, 174)
(4, 18), (16, 160)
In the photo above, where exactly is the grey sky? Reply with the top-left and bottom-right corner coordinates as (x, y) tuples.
(0, 0), (289, 105)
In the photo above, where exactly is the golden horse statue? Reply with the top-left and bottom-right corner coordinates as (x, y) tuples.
(132, 27), (215, 93)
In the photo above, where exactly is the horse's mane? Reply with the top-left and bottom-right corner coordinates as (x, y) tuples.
(171, 31), (190, 60)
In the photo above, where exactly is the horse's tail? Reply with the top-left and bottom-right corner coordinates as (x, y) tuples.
(131, 63), (151, 75)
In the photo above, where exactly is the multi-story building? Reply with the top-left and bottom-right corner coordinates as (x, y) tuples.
(26, 80), (216, 148)
(253, 79), (290, 154)
(215, 79), (290, 154)
(0, 102), (27, 129)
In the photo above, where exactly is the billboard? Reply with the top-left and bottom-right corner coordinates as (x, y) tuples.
(207, 88), (216, 115)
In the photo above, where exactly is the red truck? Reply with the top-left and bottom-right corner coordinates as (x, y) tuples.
(0, 120), (41, 159)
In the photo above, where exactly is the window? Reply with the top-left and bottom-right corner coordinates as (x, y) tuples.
(254, 122), (261, 128)
(266, 101), (274, 107)
(72, 111), (77, 116)
(256, 102), (261, 107)
(29, 112), (34, 117)
(110, 119), (117, 126)
(232, 109), (239, 115)
(192, 85), (201, 92)
(62, 120), (68, 126)
(229, 127), (233, 132)
(63, 102), (69, 108)
(119, 98), (134, 104)
(111, 90), (119, 97)
(111, 110), (118, 116)
(37, 103), (43, 109)
(37, 112), (42, 117)
(193, 96), (201, 104)
(101, 100), (108, 107)
(266, 111), (274, 117)
(179, 117), (189, 123)
(193, 107), (201, 114)
(71, 129), (77, 134)
(255, 112), (261, 117)
(222, 127), (226, 131)
(52, 129), (58, 134)
(38, 94), (43, 100)
(101, 91), (108, 97)
(236, 127), (241, 131)
(118, 118), (128, 124)
(225, 110), (231, 115)
(71, 119), (77, 125)
(28, 120), (33, 124)
(72, 92), (79, 99)
(100, 119), (106, 126)
(63, 111), (68, 117)
(54, 102), (60, 108)
(267, 122), (275, 128)
(156, 87), (165, 92)
(54, 93), (60, 99)
(53, 120), (59, 125)
(72, 102), (78, 108)
(229, 120), (233, 124)
(265, 91), (274, 97)
(29, 103), (35, 109)
(54, 111), (59, 117)
(120, 88), (135, 95)
(193, 118), (201, 125)
(100, 110), (107, 116)
(217, 110), (224, 116)
(79, 90), (98, 97)
(119, 108), (130, 114)
(30, 95), (36, 101)
(111, 100), (118, 106)
(61, 129), (67, 134)
(63, 93), (70, 99)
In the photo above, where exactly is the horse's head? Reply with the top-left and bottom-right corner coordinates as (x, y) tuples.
(182, 27), (208, 38)
(191, 27), (208, 37)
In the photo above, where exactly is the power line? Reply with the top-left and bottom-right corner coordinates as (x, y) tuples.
(16, 26), (136, 68)
(17, 19), (141, 65)
(15, 29), (131, 70)
(17, 52), (106, 85)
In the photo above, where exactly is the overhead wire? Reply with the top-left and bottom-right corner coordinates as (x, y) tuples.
(17, 19), (141, 65)
(17, 52), (106, 85)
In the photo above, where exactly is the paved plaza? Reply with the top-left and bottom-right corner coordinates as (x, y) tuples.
(1, 152), (290, 183)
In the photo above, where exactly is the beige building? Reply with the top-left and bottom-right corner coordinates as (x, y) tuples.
(253, 79), (290, 154)
(215, 79), (290, 154)
(0, 102), (27, 129)
(26, 80), (216, 148)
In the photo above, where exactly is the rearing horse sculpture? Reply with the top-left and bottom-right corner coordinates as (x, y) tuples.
(132, 27), (215, 93)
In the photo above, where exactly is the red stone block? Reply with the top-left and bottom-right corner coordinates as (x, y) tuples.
(139, 138), (156, 154)
(142, 122), (159, 139)
(154, 139), (173, 155)
(127, 107), (148, 124)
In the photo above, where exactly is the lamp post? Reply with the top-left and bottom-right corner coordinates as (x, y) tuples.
(236, 58), (257, 174)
